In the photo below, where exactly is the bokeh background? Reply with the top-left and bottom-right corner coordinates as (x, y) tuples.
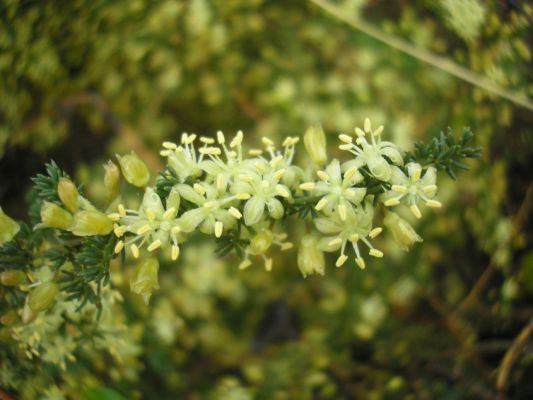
(1, 0), (532, 399)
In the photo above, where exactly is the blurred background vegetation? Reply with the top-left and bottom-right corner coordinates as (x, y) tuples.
(0, 0), (532, 399)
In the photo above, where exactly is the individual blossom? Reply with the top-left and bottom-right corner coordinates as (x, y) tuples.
(117, 151), (150, 187)
(383, 211), (423, 251)
(159, 133), (203, 182)
(314, 200), (383, 269)
(37, 201), (73, 230)
(0, 207), (20, 245)
(339, 118), (403, 181)
(130, 256), (160, 304)
(303, 124), (327, 166)
(255, 135), (303, 189)
(297, 235), (325, 278)
(69, 209), (113, 236)
(175, 182), (240, 237)
(381, 162), (440, 219)
(110, 187), (182, 260)
(27, 281), (59, 313)
(300, 159), (366, 221)
(238, 228), (293, 271)
(57, 178), (79, 213)
(104, 160), (121, 203)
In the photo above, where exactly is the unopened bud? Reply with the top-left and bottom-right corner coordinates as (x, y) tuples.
(0, 207), (20, 245)
(304, 124), (327, 165)
(249, 229), (273, 255)
(384, 211), (423, 251)
(130, 257), (160, 304)
(28, 282), (58, 312)
(297, 235), (325, 278)
(104, 161), (121, 202)
(117, 152), (150, 187)
(69, 210), (113, 236)
(57, 178), (79, 213)
(0, 310), (18, 325)
(1, 270), (26, 286)
(39, 201), (73, 230)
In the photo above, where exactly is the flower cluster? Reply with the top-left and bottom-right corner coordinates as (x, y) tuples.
(10, 118), (464, 305)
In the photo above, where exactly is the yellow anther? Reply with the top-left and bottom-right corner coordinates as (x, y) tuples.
(145, 209), (156, 221)
(184, 134), (197, 144)
(214, 221), (223, 238)
(160, 150), (172, 157)
(299, 182), (316, 191)
(338, 204), (347, 221)
(193, 183), (206, 195)
(339, 134), (353, 143)
(228, 207), (242, 219)
(217, 130), (225, 144)
(230, 131), (243, 148)
(236, 193), (251, 200)
(364, 118), (371, 133)
(131, 244), (140, 259)
(137, 225), (151, 235)
(238, 174), (253, 182)
(316, 170), (329, 181)
(344, 167), (359, 180)
(163, 207), (176, 220)
(114, 240), (124, 254)
(171, 244), (180, 261)
(355, 127), (365, 137)
(216, 174), (225, 191)
(107, 213), (121, 221)
(384, 198), (401, 207)
(410, 204), (422, 219)
(147, 239), (162, 252)
(265, 257), (273, 271)
(200, 137), (215, 144)
(203, 201), (217, 209)
(369, 248), (383, 258)
(336, 254), (348, 267)
(315, 197), (329, 211)
(373, 125), (384, 136)
(369, 227), (383, 238)
(275, 186), (290, 198)
(328, 238), (343, 247)
(423, 185), (438, 193)
(426, 199), (442, 208)
(248, 149), (263, 156)
(262, 137), (274, 147)
(273, 169), (286, 181)
(391, 185), (408, 193)
(239, 259), (252, 270)
(356, 257), (366, 269)
(199, 147), (221, 155)
(162, 141), (177, 149)
(281, 242), (293, 251)
(349, 233), (360, 242)
(118, 204), (126, 217)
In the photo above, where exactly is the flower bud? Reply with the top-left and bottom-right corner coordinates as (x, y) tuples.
(39, 201), (73, 230)
(117, 152), (150, 187)
(249, 229), (273, 255)
(104, 160), (121, 202)
(28, 282), (58, 312)
(69, 210), (113, 236)
(384, 211), (423, 251)
(130, 257), (160, 304)
(1, 270), (26, 286)
(57, 178), (80, 213)
(297, 235), (325, 278)
(21, 303), (37, 324)
(0, 207), (20, 245)
(304, 124), (327, 165)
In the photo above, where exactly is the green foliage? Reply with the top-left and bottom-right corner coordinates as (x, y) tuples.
(406, 127), (482, 179)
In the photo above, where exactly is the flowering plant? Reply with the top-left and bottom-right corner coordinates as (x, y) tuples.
(0, 119), (480, 313)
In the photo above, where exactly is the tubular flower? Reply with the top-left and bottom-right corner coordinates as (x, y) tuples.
(116, 151), (150, 187)
(38, 201), (73, 230)
(339, 118), (403, 181)
(381, 163), (440, 219)
(109, 187), (182, 260)
(300, 159), (366, 221)
(297, 235), (325, 278)
(314, 200), (383, 269)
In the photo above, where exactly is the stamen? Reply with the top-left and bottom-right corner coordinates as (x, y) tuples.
(264, 257), (273, 271)
(162, 141), (177, 149)
(230, 131), (243, 148)
(373, 125), (384, 136)
(228, 207), (242, 219)
(339, 134), (353, 143)
(280, 242), (293, 251)
(315, 197), (329, 211)
(216, 174), (225, 191)
(426, 199), (442, 208)
(239, 259), (252, 270)
(184, 134), (197, 145)
(355, 127), (365, 137)
(107, 213), (120, 221)
(391, 185), (408, 193)
(236, 193), (251, 200)
(339, 144), (353, 151)
(203, 201), (217, 209)
(199, 147), (221, 155)
(171, 245), (180, 261)
(214, 221), (223, 238)
(338, 204), (347, 221)
(262, 137), (274, 147)
(118, 204), (126, 217)
(275, 185), (290, 198)
(136, 224), (151, 235)
(384, 198), (401, 207)
(299, 182), (316, 190)
(316, 170), (329, 181)
(273, 169), (286, 181)
(336, 254), (348, 267)
(349, 233), (360, 242)
(193, 183), (206, 195)
(163, 207), (176, 220)
(364, 118), (371, 133)
(369, 227), (383, 238)
(328, 238), (343, 247)
(249, 149), (263, 156)
(355, 257), (366, 269)
(369, 248), (383, 258)
(131, 244), (140, 258)
(114, 240), (124, 254)
(344, 167), (359, 180)
(147, 239), (162, 252)
(238, 174), (253, 182)
(160, 149), (172, 157)
(423, 185), (438, 193)
(200, 137), (215, 144)
(217, 130), (225, 144)
(145, 209), (156, 221)
(410, 204), (422, 219)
